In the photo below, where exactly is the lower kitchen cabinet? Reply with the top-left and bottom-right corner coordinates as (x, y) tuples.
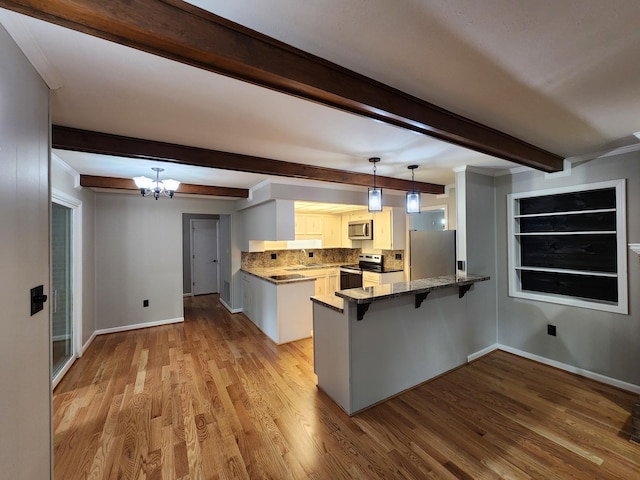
(241, 272), (315, 344)
(303, 267), (339, 296)
(362, 270), (405, 288)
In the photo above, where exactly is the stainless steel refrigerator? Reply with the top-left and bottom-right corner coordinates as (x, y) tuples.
(409, 230), (456, 280)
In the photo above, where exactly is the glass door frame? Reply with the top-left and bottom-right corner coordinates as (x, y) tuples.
(51, 189), (83, 388)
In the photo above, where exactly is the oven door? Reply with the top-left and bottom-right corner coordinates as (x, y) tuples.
(340, 268), (363, 289)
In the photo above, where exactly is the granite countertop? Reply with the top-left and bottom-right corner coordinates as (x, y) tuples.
(241, 263), (345, 285)
(372, 267), (404, 274)
(334, 274), (490, 304)
(310, 295), (344, 313)
(242, 263), (407, 285)
(241, 268), (316, 285)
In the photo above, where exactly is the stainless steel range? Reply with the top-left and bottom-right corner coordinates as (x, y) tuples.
(339, 254), (383, 289)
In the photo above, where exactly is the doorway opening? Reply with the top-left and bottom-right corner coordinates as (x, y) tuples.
(191, 218), (219, 295)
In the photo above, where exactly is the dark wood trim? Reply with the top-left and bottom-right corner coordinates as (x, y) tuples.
(3, 0), (563, 172)
(80, 175), (250, 198)
(55, 126), (445, 194)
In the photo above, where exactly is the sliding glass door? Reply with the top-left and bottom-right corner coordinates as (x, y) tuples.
(52, 202), (73, 380)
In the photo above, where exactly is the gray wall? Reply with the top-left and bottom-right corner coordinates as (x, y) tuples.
(95, 192), (240, 331)
(0, 24), (51, 479)
(495, 153), (640, 385)
(463, 170), (498, 354)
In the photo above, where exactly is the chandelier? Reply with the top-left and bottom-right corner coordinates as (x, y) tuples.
(133, 167), (180, 200)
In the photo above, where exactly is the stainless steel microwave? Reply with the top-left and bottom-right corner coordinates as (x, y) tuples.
(348, 220), (373, 240)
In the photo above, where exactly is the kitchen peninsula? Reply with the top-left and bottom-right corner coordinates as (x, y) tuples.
(241, 269), (316, 344)
(311, 274), (489, 415)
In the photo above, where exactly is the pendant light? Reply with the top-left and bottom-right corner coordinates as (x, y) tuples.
(133, 167), (181, 200)
(406, 165), (421, 214)
(368, 157), (382, 212)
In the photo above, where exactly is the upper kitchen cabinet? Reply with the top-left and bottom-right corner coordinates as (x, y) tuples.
(341, 207), (405, 251)
(322, 215), (342, 248)
(373, 207), (406, 250)
(349, 211), (373, 222)
(295, 213), (344, 247)
(242, 199), (295, 247)
(295, 214), (323, 240)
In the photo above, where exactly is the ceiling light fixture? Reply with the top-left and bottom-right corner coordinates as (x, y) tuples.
(133, 167), (180, 200)
(406, 165), (421, 214)
(368, 157), (382, 212)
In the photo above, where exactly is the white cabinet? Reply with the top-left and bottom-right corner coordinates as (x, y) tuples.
(322, 215), (342, 247)
(326, 272), (339, 295)
(241, 272), (276, 339)
(295, 214), (323, 240)
(304, 267), (339, 296)
(350, 212), (373, 222)
(242, 272), (315, 344)
(241, 273), (254, 318)
(362, 270), (405, 288)
(373, 207), (406, 250)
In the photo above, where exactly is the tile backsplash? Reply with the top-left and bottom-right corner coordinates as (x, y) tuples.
(242, 248), (361, 270)
(241, 248), (405, 271)
(381, 250), (404, 271)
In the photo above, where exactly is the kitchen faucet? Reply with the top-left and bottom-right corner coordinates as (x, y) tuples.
(301, 249), (306, 265)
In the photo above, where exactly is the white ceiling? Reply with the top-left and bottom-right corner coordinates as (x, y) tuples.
(3, 1), (640, 193)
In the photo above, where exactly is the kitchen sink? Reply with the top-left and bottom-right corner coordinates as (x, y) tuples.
(269, 274), (308, 281)
(285, 263), (326, 270)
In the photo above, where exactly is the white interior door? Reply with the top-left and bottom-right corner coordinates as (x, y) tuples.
(191, 219), (219, 295)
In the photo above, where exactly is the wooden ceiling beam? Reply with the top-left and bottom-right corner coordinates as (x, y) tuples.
(54, 126), (445, 194)
(2, 0), (564, 172)
(80, 175), (250, 198)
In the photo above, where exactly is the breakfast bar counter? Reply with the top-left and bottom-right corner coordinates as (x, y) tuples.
(312, 274), (490, 415)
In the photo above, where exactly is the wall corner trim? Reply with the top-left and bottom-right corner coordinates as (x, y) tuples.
(467, 344), (499, 362)
(80, 332), (97, 357)
(220, 298), (243, 314)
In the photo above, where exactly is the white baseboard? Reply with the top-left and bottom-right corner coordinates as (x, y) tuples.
(95, 317), (184, 336)
(80, 331), (96, 357)
(183, 293), (194, 297)
(220, 298), (242, 314)
(497, 344), (640, 394)
(467, 344), (499, 362)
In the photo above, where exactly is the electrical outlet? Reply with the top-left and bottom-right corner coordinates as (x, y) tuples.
(271, 253), (277, 260)
(143, 299), (149, 308)
(457, 260), (466, 271)
(395, 253), (402, 260)
(547, 324), (556, 336)
(308, 251), (314, 258)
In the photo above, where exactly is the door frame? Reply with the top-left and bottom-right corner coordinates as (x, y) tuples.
(51, 189), (82, 388)
(190, 218), (220, 295)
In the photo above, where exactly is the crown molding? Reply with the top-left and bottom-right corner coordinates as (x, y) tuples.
(0, 9), (63, 89)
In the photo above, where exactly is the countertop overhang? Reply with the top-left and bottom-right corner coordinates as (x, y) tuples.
(335, 274), (489, 304)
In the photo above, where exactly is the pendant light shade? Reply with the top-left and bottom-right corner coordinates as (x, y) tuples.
(406, 165), (421, 214)
(368, 157), (383, 212)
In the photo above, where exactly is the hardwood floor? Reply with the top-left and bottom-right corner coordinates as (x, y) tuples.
(54, 294), (640, 479)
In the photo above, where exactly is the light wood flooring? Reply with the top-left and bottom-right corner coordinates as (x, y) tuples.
(54, 294), (640, 479)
